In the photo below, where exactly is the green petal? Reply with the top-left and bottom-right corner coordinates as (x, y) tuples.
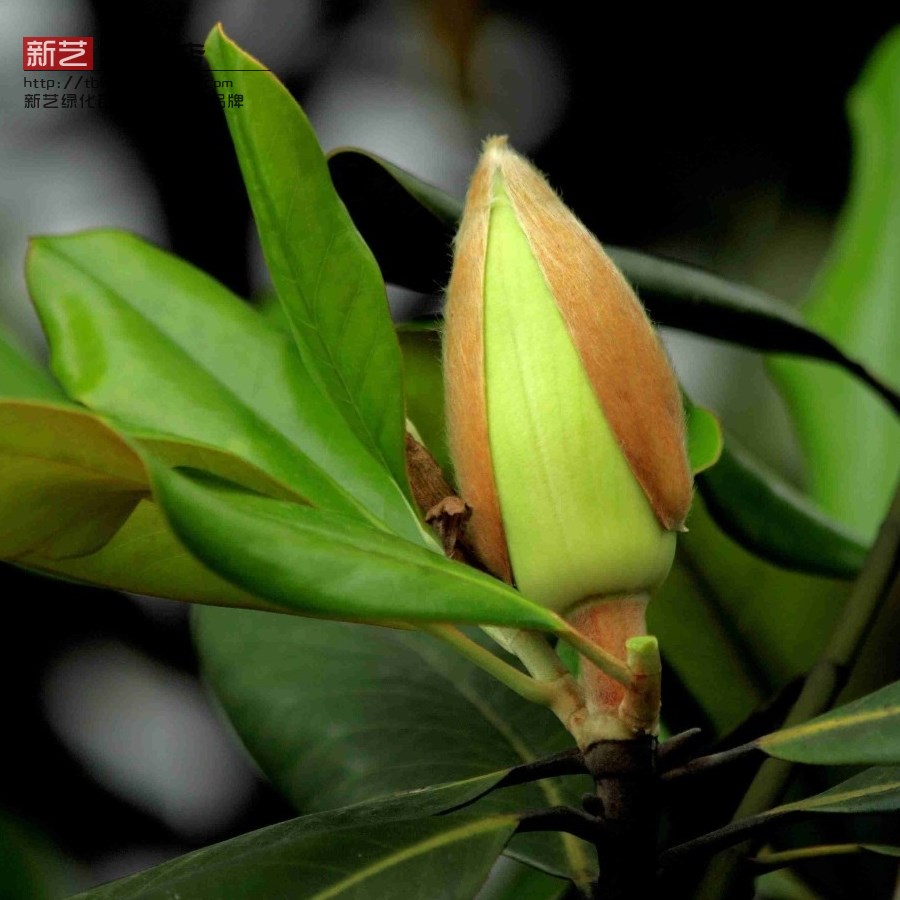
(484, 179), (674, 611)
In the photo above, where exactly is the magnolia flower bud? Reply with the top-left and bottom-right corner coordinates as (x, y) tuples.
(443, 137), (692, 723)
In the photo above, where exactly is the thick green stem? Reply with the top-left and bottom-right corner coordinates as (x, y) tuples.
(421, 623), (561, 707)
(696, 482), (900, 899)
(481, 625), (571, 682)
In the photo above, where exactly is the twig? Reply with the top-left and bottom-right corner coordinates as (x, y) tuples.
(658, 809), (802, 873)
(516, 805), (606, 845)
(660, 741), (759, 785)
(419, 623), (557, 707)
(657, 727), (704, 770)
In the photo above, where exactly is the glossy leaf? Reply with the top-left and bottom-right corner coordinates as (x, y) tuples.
(327, 148), (900, 413)
(73, 789), (517, 900)
(649, 493), (852, 736)
(697, 434), (869, 580)
(0, 329), (65, 400)
(0, 400), (145, 558)
(26, 230), (427, 545)
(204, 27), (413, 503)
(649, 545), (768, 735)
(758, 680), (900, 765)
(8, 420), (310, 610)
(673, 498), (849, 690)
(194, 606), (596, 886)
(21, 499), (273, 610)
(479, 860), (569, 900)
(778, 766), (900, 816)
(771, 29), (900, 541)
(156, 466), (561, 629)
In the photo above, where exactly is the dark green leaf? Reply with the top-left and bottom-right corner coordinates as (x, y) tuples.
(327, 148), (900, 414)
(156, 466), (560, 629)
(26, 229), (427, 545)
(649, 543), (769, 735)
(0, 328), (65, 400)
(72, 791), (517, 900)
(0, 400), (145, 558)
(649, 494), (851, 736)
(778, 766), (900, 816)
(770, 30), (900, 541)
(21, 498), (272, 609)
(194, 607), (596, 886)
(697, 434), (868, 580)
(204, 27), (412, 503)
(478, 859), (569, 900)
(758, 680), (900, 765)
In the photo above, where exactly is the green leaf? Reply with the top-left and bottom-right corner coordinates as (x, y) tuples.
(204, 26), (412, 503)
(72, 790), (517, 900)
(26, 229), (427, 545)
(0, 328), (66, 400)
(0, 400), (145, 558)
(21, 498), (273, 609)
(478, 859), (569, 900)
(770, 29), (900, 541)
(778, 766), (900, 816)
(649, 543), (769, 735)
(194, 606), (596, 886)
(327, 148), (900, 413)
(156, 466), (561, 629)
(758, 680), (900, 765)
(6, 417), (308, 611)
(697, 434), (869, 580)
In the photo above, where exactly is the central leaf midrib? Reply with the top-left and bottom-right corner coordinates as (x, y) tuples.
(228, 81), (399, 486)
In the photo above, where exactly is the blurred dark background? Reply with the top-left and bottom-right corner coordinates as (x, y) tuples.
(1, 2), (898, 895)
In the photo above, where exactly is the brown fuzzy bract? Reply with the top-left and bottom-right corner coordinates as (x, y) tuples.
(443, 151), (513, 581)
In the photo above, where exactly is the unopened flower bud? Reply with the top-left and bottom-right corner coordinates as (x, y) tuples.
(443, 137), (692, 724)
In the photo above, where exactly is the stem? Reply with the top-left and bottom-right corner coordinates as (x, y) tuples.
(660, 741), (759, 785)
(553, 617), (633, 686)
(482, 625), (571, 682)
(420, 623), (558, 706)
(584, 736), (658, 899)
(658, 810), (801, 873)
(696, 482), (900, 899)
